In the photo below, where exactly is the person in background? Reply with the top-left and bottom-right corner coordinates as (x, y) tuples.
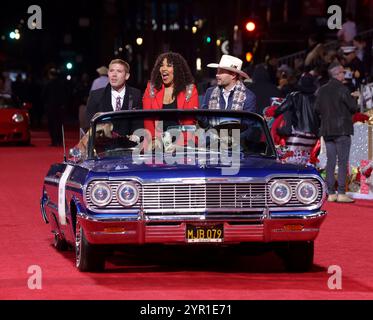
(247, 64), (280, 114)
(201, 54), (256, 112)
(337, 13), (357, 45)
(276, 64), (298, 97)
(273, 73), (320, 165)
(315, 62), (358, 203)
(265, 53), (279, 85)
(353, 36), (371, 80)
(341, 46), (365, 92)
(74, 73), (91, 130)
(0, 74), (11, 95)
(90, 66), (109, 91)
(11, 74), (27, 102)
(305, 34), (325, 69)
(42, 68), (67, 147)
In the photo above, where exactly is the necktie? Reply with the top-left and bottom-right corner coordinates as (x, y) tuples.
(116, 96), (121, 111)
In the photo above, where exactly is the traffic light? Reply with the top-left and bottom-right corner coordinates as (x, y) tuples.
(245, 52), (253, 63)
(205, 36), (212, 44)
(66, 62), (73, 70)
(245, 21), (256, 32)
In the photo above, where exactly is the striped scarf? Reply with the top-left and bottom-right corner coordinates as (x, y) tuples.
(208, 80), (247, 110)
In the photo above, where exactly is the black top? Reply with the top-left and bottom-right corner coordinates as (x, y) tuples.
(162, 100), (178, 129)
(162, 100), (177, 110)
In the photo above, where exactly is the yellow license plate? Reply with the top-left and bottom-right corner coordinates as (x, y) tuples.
(186, 224), (224, 243)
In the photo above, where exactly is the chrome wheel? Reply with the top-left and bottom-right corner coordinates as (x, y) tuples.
(74, 219), (105, 272)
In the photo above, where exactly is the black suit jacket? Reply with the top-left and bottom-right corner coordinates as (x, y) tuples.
(85, 84), (142, 126)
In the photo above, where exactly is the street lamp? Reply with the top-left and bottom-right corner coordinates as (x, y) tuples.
(9, 29), (21, 40)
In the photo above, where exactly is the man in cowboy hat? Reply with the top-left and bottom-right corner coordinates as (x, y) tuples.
(200, 54), (256, 112)
(341, 46), (365, 92)
(90, 65), (109, 91)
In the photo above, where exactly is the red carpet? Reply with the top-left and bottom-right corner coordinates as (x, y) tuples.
(1, 131), (373, 300)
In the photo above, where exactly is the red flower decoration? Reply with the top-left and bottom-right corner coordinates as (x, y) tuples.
(362, 166), (372, 178)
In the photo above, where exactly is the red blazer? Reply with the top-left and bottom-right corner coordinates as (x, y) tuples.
(143, 82), (199, 110)
(143, 82), (199, 140)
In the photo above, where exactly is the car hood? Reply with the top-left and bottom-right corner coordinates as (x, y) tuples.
(82, 156), (318, 181)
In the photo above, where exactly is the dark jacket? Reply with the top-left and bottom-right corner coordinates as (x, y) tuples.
(274, 91), (320, 136)
(247, 65), (281, 114)
(315, 78), (358, 137)
(86, 84), (142, 124)
(201, 85), (256, 112)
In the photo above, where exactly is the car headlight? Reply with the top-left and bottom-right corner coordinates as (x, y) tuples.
(90, 182), (112, 207)
(270, 180), (292, 205)
(12, 113), (24, 123)
(296, 181), (318, 204)
(117, 182), (139, 207)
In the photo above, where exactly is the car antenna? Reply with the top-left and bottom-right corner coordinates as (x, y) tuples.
(62, 125), (67, 162)
(79, 128), (85, 139)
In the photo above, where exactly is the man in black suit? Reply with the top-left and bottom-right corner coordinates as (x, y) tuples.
(85, 58), (142, 127)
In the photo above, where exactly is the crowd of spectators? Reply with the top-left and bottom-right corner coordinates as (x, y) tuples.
(249, 16), (370, 114)
(0, 14), (371, 133)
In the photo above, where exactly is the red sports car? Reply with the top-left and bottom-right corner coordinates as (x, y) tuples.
(0, 94), (31, 145)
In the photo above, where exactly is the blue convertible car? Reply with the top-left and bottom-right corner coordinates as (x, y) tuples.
(40, 110), (327, 272)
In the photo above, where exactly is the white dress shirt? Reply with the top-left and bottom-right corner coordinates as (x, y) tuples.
(111, 87), (126, 111)
(222, 85), (235, 109)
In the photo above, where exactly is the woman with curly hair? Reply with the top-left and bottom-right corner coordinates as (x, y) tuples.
(143, 51), (199, 111)
(143, 52), (199, 140)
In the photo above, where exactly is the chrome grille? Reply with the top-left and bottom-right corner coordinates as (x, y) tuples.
(142, 183), (268, 210)
(142, 178), (323, 211)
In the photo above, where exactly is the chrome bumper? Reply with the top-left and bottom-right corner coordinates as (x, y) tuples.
(77, 210), (327, 245)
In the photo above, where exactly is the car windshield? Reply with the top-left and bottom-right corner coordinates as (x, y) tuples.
(89, 110), (276, 162)
(0, 95), (19, 109)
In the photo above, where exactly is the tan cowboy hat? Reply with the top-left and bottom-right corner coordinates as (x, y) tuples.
(96, 66), (108, 75)
(207, 54), (249, 79)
